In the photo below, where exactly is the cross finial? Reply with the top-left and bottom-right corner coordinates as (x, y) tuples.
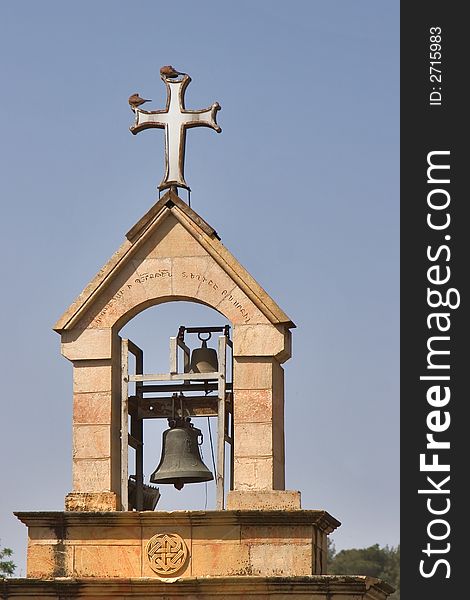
(129, 67), (221, 193)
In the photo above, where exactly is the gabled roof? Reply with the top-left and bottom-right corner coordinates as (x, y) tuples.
(54, 189), (295, 332)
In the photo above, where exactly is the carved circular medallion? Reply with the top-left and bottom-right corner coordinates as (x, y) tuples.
(146, 532), (189, 576)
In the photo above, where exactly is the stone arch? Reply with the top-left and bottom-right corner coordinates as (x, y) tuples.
(113, 295), (232, 335)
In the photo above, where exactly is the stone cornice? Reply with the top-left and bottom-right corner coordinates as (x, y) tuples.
(15, 509), (340, 533)
(1, 576), (394, 597)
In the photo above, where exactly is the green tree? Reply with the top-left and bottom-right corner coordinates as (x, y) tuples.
(0, 541), (16, 577)
(328, 541), (399, 600)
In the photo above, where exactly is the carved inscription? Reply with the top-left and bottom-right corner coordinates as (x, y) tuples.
(220, 288), (251, 323)
(93, 268), (252, 325)
(94, 270), (171, 324)
(146, 532), (188, 576)
(182, 271), (219, 290)
(182, 271), (251, 323)
(95, 285), (133, 325)
(134, 269), (172, 283)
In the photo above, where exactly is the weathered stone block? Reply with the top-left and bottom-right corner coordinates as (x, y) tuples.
(146, 215), (208, 258)
(65, 492), (117, 511)
(61, 328), (112, 360)
(233, 357), (278, 389)
(26, 544), (73, 579)
(234, 422), (273, 457)
(191, 542), (251, 576)
(73, 392), (112, 425)
(66, 525), (141, 545)
(27, 527), (57, 544)
(73, 361), (112, 394)
(241, 524), (312, 545)
(71, 459), (112, 493)
(191, 523), (240, 543)
(73, 545), (141, 577)
(233, 324), (291, 360)
(249, 543), (312, 576)
(233, 457), (274, 490)
(227, 490), (302, 510)
(233, 389), (273, 423)
(73, 425), (110, 459)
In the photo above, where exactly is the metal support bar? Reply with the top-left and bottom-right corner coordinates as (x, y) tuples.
(129, 394), (221, 419)
(133, 344), (144, 511)
(129, 372), (220, 382)
(178, 338), (191, 373)
(229, 390), (234, 491)
(216, 334), (227, 509)
(133, 382), (232, 394)
(128, 433), (143, 449)
(182, 326), (229, 335)
(128, 339), (143, 359)
(169, 337), (191, 374)
(169, 337), (177, 374)
(121, 338), (144, 511)
(120, 339), (129, 511)
(129, 394), (227, 406)
(131, 410), (144, 510)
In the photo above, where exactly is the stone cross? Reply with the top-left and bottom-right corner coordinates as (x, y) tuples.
(130, 73), (221, 191)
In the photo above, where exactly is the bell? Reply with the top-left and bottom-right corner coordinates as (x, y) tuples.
(150, 419), (214, 490)
(190, 337), (218, 374)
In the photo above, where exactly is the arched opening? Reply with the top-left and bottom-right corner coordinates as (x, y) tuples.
(119, 300), (233, 511)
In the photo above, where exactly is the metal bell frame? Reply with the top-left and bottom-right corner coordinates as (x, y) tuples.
(120, 325), (233, 511)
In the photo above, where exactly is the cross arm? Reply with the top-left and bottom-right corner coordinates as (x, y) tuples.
(184, 103), (222, 133)
(130, 110), (169, 135)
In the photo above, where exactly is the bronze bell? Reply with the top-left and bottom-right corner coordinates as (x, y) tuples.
(190, 335), (218, 374)
(150, 418), (213, 490)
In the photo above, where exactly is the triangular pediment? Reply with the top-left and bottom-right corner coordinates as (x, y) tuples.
(54, 190), (294, 332)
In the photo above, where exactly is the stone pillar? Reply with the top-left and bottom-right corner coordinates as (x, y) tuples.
(232, 357), (285, 490)
(227, 323), (300, 510)
(62, 329), (119, 511)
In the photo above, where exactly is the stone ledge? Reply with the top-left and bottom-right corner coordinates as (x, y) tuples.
(1, 576), (395, 599)
(15, 508), (340, 533)
(15, 508), (340, 579)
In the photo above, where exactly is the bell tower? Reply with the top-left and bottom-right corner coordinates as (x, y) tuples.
(52, 185), (296, 516)
(8, 68), (393, 599)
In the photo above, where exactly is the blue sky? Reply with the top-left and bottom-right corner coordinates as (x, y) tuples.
(0, 1), (399, 573)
